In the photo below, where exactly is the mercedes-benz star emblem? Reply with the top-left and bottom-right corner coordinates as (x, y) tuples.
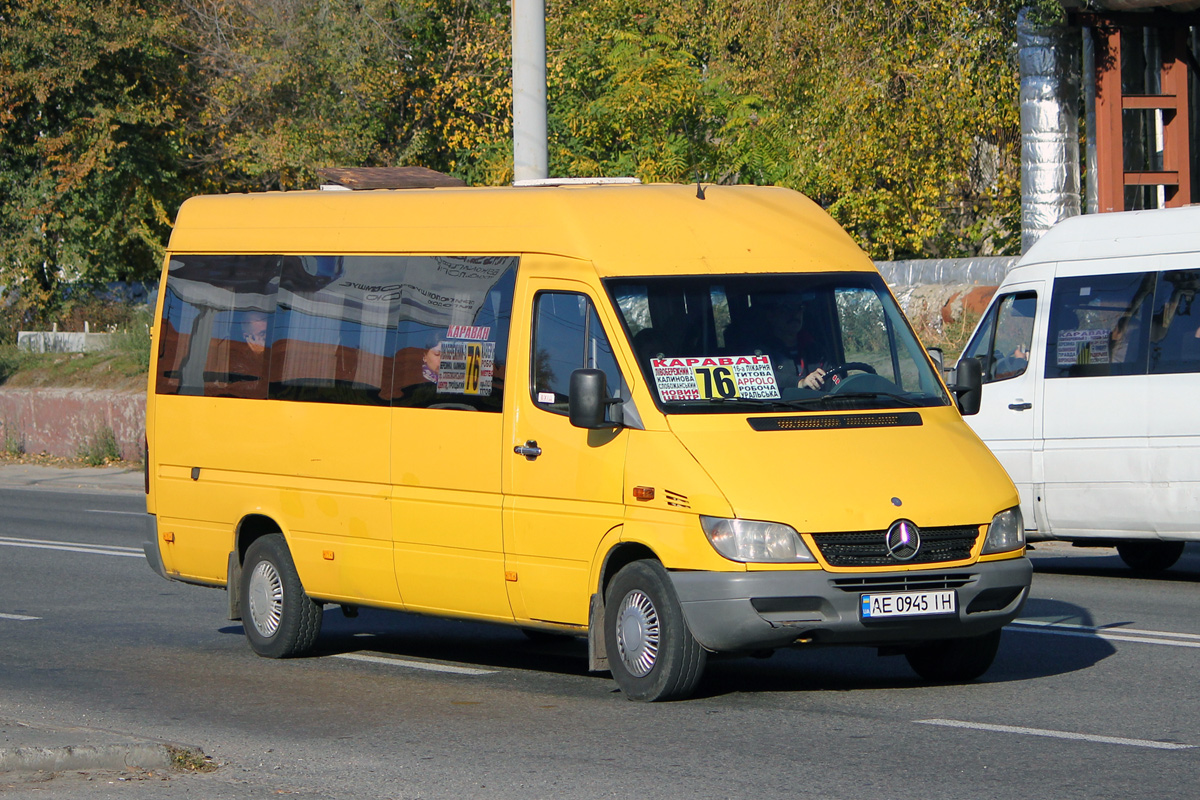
(885, 520), (920, 561)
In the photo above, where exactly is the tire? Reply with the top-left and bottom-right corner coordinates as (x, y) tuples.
(240, 533), (323, 658)
(1116, 540), (1184, 573)
(905, 628), (1001, 683)
(604, 560), (706, 702)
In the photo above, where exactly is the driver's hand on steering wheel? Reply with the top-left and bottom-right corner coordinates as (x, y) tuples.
(801, 368), (826, 390)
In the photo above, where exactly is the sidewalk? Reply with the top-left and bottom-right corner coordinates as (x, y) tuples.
(0, 462), (144, 494)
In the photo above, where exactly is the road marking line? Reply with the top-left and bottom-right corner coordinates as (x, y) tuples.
(1011, 619), (1200, 649)
(916, 719), (1195, 751)
(85, 509), (146, 517)
(0, 612), (40, 621)
(332, 652), (496, 676)
(0, 535), (143, 559)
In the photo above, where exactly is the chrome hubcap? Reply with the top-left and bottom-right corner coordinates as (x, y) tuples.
(247, 560), (284, 638)
(615, 590), (659, 677)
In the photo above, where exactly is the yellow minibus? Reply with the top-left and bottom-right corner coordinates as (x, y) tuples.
(143, 181), (1030, 701)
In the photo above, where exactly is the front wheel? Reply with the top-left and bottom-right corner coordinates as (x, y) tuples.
(905, 629), (1001, 683)
(604, 561), (706, 702)
(1116, 540), (1184, 573)
(241, 533), (323, 658)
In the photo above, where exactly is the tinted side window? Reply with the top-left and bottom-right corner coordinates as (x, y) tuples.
(1149, 270), (1200, 375)
(156, 255), (280, 398)
(531, 292), (622, 416)
(1045, 272), (1154, 378)
(269, 256), (396, 406)
(390, 257), (517, 412)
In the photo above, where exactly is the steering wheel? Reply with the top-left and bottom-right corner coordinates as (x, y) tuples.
(823, 362), (877, 383)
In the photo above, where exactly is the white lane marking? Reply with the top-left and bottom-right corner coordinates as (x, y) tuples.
(1011, 619), (1200, 649)
(0, 612), (40, 621)
(332, 652), (496, 676)
(917, 719), (1195, 751)
(0, 535), (143, 559)
(85, 509), (146, 517)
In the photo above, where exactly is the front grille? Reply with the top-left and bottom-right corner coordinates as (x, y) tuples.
(832, 574), (974, 593)
(811, 526), (980, 567)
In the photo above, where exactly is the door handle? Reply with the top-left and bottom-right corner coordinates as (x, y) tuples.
(514, 440), (542, 460)
(1008, 402), (1032, 411)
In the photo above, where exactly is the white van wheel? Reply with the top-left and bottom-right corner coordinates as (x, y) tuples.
(241, 534), (322, 658)
(1116, 541), (1184, 572)
(905, 629), (1001, 683)
(604, 560), (706, 701)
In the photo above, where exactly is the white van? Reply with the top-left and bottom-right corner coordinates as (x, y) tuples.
(959, 205), (1200, 571)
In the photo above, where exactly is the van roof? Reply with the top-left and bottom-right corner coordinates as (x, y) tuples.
(168, 183), (874, 278)
(1019, 205), (1200, 267)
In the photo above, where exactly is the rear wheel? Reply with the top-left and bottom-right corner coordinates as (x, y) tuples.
(1116, 540), (1184, 573)
(241, 533), (322, 658)
(604, 560), (706, 702)
(905, 629), (1001, 683)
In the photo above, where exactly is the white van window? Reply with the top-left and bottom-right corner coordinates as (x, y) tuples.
(1149, 270), (1200, 375)
(531, 292), (623, 415)
(1045, 272), (1154, 378)
(962, 292), (1036, 382)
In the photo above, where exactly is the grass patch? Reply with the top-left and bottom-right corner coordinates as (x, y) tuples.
(0, 307), (152, 391)
(77, 424), (122, 466)
(2, 421), (24, 456)
(167, 745), (218, 773)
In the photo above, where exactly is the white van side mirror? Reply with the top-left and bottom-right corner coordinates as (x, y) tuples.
(949, 357), (983, 416)
(569, 369), (624, 429)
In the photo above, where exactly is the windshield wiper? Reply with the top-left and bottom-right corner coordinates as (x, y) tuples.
(774, 391), (931, 409)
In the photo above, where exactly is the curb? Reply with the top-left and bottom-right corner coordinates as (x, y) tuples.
(0, 742), (174, 774)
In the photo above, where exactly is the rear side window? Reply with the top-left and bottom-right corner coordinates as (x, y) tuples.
(157, 254), (517, 411)
(1045, 272), (1154, 378)
(1149, 270), (1200, 375)
(156, 255), (280, 398)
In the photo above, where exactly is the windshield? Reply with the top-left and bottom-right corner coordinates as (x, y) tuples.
(605, 272), (950, 414)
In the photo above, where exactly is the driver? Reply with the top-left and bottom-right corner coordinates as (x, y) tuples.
(761, 297), (831, 390)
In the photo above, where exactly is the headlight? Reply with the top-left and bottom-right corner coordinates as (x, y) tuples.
(981, 507), (1024, 554)
(700, 516), (817, 563)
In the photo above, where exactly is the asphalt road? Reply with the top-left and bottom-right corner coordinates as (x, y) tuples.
(3, 483), (1200, 799)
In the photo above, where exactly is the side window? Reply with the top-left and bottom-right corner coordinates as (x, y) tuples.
(962, 292), (1036, 383)
(1045, 272), (1154, 379)
(269, 256), (395, 406)
(531, 292), (622, 415)
(1149, 270), (1200, 375)
(390, 257), (517, 412)
(156, 255), (280, 398)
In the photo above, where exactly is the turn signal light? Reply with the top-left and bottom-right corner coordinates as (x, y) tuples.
(633, 486), (655, 501)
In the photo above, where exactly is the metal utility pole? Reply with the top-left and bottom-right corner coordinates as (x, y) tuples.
(512, 0), (548, 182)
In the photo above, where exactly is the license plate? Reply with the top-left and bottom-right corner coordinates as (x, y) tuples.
(860, 590), (957, 619)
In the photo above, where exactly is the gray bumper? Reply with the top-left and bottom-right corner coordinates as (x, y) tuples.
(670, 556), (1032, 653)
(142, 514), (169, 581)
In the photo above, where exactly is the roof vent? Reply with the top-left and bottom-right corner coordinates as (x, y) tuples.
(513, 177), (642, 188)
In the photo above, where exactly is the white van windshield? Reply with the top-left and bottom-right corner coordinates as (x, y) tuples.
(606, 272), (950, 414)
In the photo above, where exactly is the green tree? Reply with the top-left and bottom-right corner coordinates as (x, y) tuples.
(0, 0), (184, 326)
(175, 0), (512, 191)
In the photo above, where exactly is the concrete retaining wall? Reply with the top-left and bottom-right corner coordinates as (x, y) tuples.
(0, 389), (145, 461)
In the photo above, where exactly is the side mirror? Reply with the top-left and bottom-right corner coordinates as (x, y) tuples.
(927, 346), (944, 374)
(568, 369), (623, 429)
(949, 357), (983, 416)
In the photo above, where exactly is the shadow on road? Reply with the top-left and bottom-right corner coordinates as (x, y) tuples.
(1029, 542), (1200, 583)
(219, 597), (1116, 700)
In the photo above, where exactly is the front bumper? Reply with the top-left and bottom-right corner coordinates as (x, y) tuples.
(670, 556), (1032, 652)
